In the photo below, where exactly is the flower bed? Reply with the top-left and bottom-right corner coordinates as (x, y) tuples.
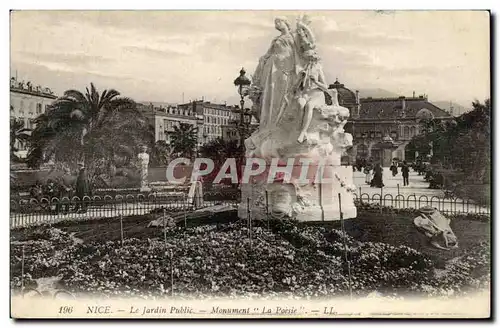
(10, 220), (490, 300)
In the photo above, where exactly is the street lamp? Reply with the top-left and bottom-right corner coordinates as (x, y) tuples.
(233, 67), (251, 146)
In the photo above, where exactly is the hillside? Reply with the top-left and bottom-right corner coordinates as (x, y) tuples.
(433, 101), (470, 116)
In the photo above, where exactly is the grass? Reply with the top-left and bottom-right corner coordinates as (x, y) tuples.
(319, 213), (489, 268)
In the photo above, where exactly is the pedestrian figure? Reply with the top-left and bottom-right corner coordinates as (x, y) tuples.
(57, 167), (74, 213)
(370, 163), (384, 188)
(390, 162), (398, 177)
(75, 162), (90, 213)
(364, 164), (373, 185)
(402, 161), (410, 186)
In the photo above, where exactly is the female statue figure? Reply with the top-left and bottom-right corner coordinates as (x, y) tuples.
(252, 17), (298, 130)
(294, 49), (332, 143)
(137, 146), (150, 190)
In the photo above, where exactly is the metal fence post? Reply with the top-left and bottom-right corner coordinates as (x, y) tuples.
(21, 244), (25, 293)
(265, 190), (270, 231)
(338, 193), (353, 299)
(380, 186), (383, 214)
(170, 249), (174, 298)
(120, 214), (124, 246)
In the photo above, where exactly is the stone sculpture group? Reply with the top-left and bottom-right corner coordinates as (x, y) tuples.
(238, 15), (357, 221)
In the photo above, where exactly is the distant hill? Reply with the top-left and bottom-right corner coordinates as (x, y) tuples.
(357, 88), (399, 99)
(432, 101), (470, 116)
(138, 101), (178, 107)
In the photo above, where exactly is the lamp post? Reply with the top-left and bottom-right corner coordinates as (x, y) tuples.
(233, 68), (251, 148)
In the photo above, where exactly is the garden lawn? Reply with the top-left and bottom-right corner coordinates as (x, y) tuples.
(322, 213), (490, 268)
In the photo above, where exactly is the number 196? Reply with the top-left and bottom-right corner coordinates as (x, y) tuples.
(59, 306), (73, 314)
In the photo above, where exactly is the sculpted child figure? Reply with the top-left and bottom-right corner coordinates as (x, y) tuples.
(295, 49), (337, 143)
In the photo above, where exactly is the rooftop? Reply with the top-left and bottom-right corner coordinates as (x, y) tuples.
(327, 79), (358, 107)
(357, 96), (452, 120)
(10, 78), (57, 99)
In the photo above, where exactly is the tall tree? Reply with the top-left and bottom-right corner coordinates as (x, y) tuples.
(409, 99), (490, 182)
(168, 123), (198, 159)
(10, 118), (31, 163)
(199, 137), (243, 164)
(26, 83), (149, 184)
(150, 140), (171, 166)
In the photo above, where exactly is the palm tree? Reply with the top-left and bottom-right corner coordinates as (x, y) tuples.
(168, 123), (198, 159)
(199, 138), (243, 164)
(27, 83), (149, 183)
(10, 118), (31, 163)
(151, 140), (171, 166)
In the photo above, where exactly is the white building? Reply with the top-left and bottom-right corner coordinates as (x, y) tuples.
(10, 77), (57, 158)
(178, 100), (236, 144)
(143, 99), (256, 149)
(139, 103), (203, 147)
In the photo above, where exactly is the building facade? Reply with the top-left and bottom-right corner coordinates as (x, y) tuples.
(328, 80), (453, 167)
(10, 78), (57, 158)
(178, 100), (239, 144)
(139, 103), (203, 147)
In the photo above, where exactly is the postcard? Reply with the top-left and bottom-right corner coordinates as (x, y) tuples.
(9, 10), (491, 319)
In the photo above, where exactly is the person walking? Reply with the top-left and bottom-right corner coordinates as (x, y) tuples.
(390, 162), (398, 177)
(402, 161), (410, 186)
(57, 167), (75, 213)
(370, 163), (384, 188)
(364, 164), (373, 185)
(75, 163), (90, 213)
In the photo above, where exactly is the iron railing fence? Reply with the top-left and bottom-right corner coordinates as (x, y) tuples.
(10, 190), (240, 229)
(10, 188), (489, 229)
(353, 192), (490, 217)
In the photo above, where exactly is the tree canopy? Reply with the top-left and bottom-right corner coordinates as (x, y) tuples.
(409, 99), (490, 184)
(168, 123), (198, 159)
(199, 137), (243, 164)
(26, 83), (151, 183)
(10, 117), (31, 163)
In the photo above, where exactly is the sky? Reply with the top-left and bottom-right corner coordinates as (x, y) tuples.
(10, 10), (490, 108)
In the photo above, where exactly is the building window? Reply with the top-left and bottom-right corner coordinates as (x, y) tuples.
(403, 126), (410, 139)
(36, 103), (42, 114)
(410, 126), (416, 138)
(357, 144), (368, 159)
(390, 131), (398, 140)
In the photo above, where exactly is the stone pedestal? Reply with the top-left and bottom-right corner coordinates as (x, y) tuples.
(238, 163), (356, 221)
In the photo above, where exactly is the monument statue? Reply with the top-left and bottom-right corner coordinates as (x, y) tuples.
(138, 146), (151, 192)
(239, 15), (357, 221)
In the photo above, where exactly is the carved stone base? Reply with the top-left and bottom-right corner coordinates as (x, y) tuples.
(238, 203), (357, 222)
(237, 165), (357, 222)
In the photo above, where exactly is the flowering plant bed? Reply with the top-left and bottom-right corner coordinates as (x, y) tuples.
(10, 216), (489, 300)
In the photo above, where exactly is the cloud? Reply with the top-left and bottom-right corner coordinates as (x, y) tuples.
(122, 45), (192, 58)
(10, 11), (490, 107)
(318, 29), (412, 48)
(13, 50), (112, 67)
